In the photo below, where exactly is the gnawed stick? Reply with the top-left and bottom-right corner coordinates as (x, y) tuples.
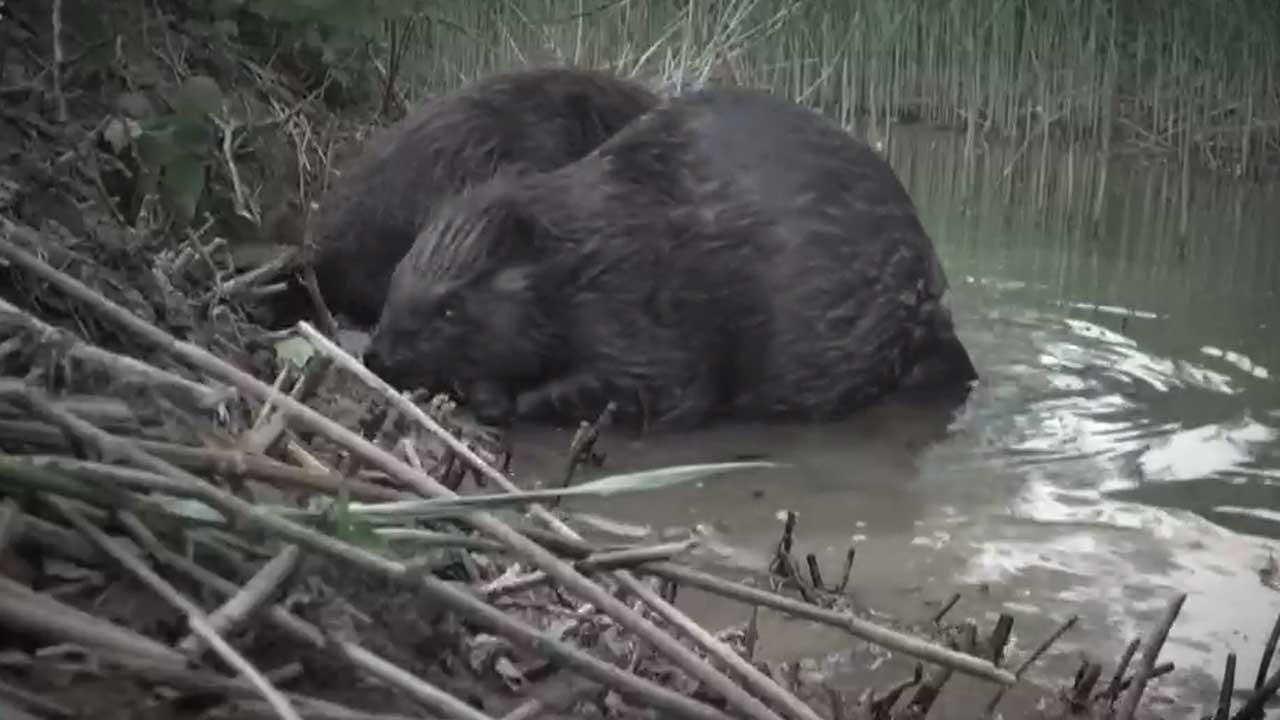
(640, 561), (1018, 685)
(116, 514), (498, 720)
(1115, 592), (1187, 720)
(1254, 609), (1280, 691)
(1216, 652), (1236, 720)
(1102, 636), (1143, 703)
(480, 541), (697, 599)
(1233, 660), (1280, 720)
(985, 614), (1079, 714)
(0, 297), (231, 410)
(0, 674), (76, 718)
(0, 573), (185, 665)
(0, 421), (410, 502)
(47, 500), (303, 720)
(177, 544), (300, 657)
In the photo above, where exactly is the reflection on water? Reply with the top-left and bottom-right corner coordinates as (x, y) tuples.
(505, 126), (1279, 717)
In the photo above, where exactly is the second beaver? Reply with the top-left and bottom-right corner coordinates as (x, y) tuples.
(305, 66), (659, 326)
(365, 86), (978, 430)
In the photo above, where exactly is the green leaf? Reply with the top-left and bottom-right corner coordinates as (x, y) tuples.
(170, 115), (214, 153)
(342, 461), (781, 522)
(136, 124), (178, 168)
(151, 495), (227, 524)
(161, 153), (206, 227)
(173, 75), (224, 119)
(273, 336), (316, 369)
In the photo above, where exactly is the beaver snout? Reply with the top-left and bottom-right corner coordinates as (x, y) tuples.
(465, 380), (516, 427)
(363, 344), (406, 387)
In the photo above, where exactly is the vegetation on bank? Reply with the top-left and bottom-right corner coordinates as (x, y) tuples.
(189, 0), (1280, 180)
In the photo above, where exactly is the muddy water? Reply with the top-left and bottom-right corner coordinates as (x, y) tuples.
(502, 128), (1280, 717)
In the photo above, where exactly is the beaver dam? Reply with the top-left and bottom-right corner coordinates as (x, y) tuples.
(2, 2), (1279, 720)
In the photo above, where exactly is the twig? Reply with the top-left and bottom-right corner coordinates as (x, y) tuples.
(1232, 661), (1280, 720)
(744, 605), (761, 662)
(0, 675), (76, 718)
(558, 401), (614, 496)
(869, 665), (923, 718)
(45, 498), (303, 720)
(177, 544), (300, 657)
(215, 115), (258, 224)
(480, 541), (696, 599)
(0, 498), (21, 553)
(0, 297), (232, 410)
(988, 613), (1015, 667)
(216, 248), (298, 298)
(835, 545), (855, 593)
(117, 514), (498, 720)
(931, 592), (962, 624)
(1103, 636), (1143, 702)
(1070, 662), (1102, 710)
(641, 561), (1017, 685)
(209, 698), (422, 720)
(1255, 609), (1280, 690)
(0, 384), (141, 430)
(1216, 653), (1237, 720)
(50, 0), (67, 123)
(1115, 661), (1175, 692)
(298, 265), (339, 339)
(985, 614), (1079, 714)
(0, 421), (409, 502)
(2, 509), (100, 564)
(1115, 593), (1187, 720)
(0, 573), (186, 665)
(805, 553), (825, 592)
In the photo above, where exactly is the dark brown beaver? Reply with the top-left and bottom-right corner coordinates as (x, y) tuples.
(304, 66), (659, 326)
(364, 86), (978, 430)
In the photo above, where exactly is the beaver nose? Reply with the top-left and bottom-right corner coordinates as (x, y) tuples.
(363, 346), (390, 379)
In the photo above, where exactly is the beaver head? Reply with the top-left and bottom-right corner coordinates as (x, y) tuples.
(363, 183), (567, 423)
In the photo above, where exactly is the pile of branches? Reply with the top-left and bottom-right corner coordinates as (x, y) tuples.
(8, 221), (1278, 720)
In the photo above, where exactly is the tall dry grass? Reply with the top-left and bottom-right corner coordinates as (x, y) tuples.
(379, 0), (1279, 180)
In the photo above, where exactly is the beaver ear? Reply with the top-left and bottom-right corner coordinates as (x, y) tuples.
(490, 265), (534, 294)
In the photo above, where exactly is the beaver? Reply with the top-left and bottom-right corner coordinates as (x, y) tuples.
(304, 66), (659, 326)
(363, 85), (978, 430)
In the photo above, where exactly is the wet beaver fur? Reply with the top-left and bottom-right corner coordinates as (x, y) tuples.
(364, 85), (979, 430)
(304, 66), (659, 326)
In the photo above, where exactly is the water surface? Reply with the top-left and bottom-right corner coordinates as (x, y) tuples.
(503, 127), (1280, 718)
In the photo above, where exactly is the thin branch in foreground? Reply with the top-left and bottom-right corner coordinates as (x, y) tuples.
(45, 499), (303, 720)
(176, 544), (301, 657)
(0, 573), (186, 665)
(1232, 657), (1280, 720)
(0, 297), (233, 410)
(50, 0), (68, 123)
(1115, 593), (1187, 720)
(115, 512), (499, 720)
(984, 614), (1079, 715)
(1102, 636), (1143, 703)
(1215, 652), (1236, 720)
